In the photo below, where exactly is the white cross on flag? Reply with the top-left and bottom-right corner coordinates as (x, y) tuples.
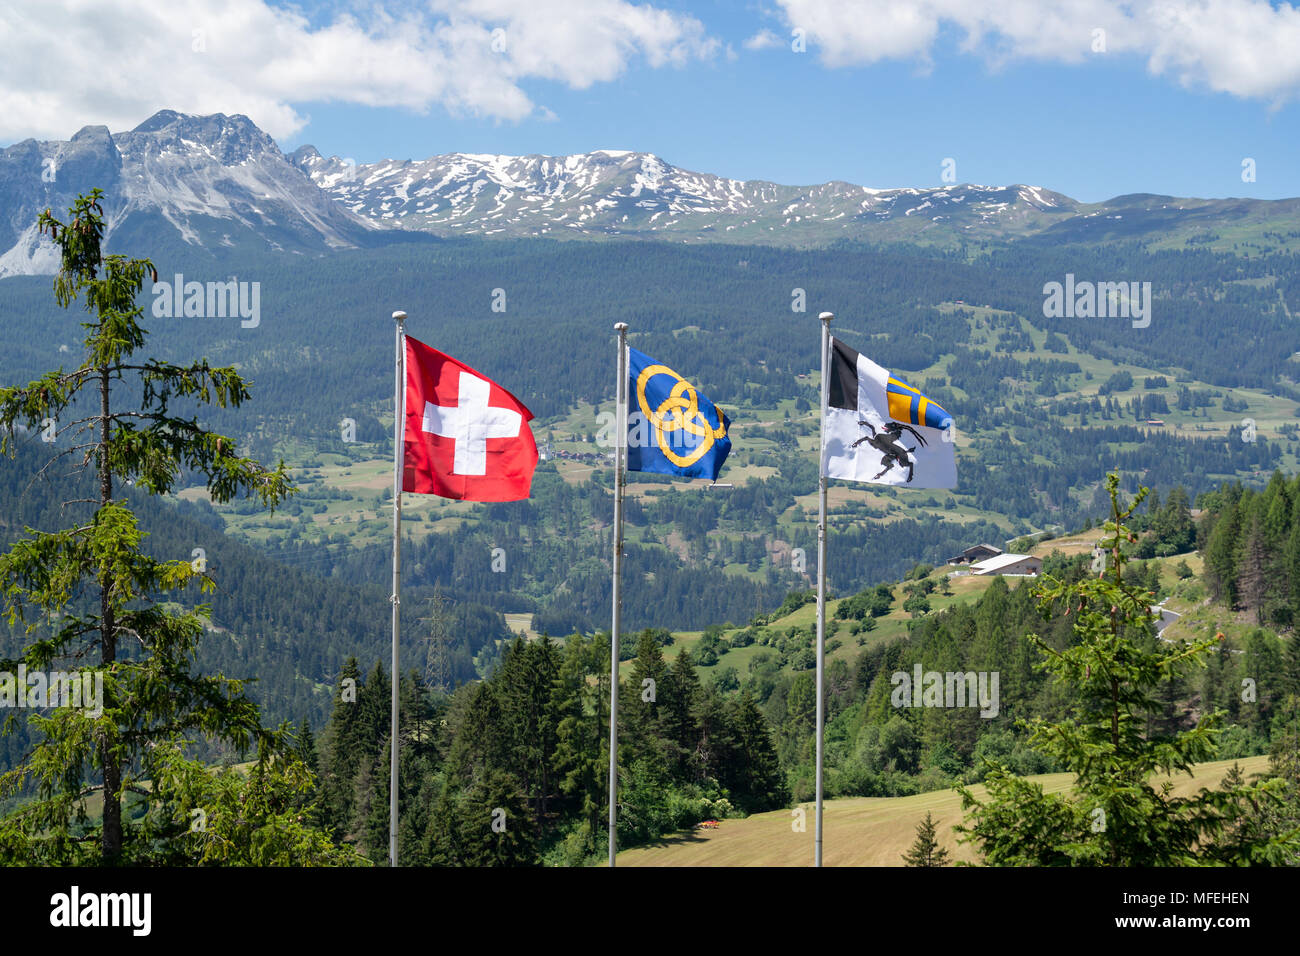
(402, 336), (537, 501)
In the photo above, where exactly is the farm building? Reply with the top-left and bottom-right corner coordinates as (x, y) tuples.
(946, 544), (1003, 565)
(970, 553), (1042, 576)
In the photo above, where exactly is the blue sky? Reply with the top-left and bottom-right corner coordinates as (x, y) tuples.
(285, 36), (1297, 203)
(6, 0), (1300, 202)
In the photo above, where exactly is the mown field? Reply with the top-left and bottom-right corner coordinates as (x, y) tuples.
(616, 755), (1271, 867)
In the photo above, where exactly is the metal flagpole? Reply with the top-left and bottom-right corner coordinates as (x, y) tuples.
(609, 321), (629, 867)
(815, 310), (833, 867)
(390, 309), (407, 868)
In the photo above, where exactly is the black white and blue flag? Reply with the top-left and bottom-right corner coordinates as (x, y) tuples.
(821, 337), (956, 489)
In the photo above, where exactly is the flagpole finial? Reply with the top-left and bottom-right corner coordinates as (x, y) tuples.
(819, 311), (834, 322)
(614, 322), (628, 332)
(393, 310), (407, 324)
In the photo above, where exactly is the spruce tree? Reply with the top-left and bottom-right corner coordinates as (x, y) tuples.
(0, 190), (293, 864)
(1284, 635), (1300, 701)
(550, 633), (602, 847)
(497, 637), (560, 818)
(726, 689), (787, 813)
(902, 811), (951, 866)
(426, 680), (533, 865)
(319, 657), (364, 840)
(1238, 510), (1269, 624)
(958, 472), (1297, 866)
(660, 647), (701, 778)
(1204, 496), (1242, 606)
(624, 629), (668, 764)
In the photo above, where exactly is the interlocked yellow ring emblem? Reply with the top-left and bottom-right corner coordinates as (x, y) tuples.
(635, 363), (727, 467)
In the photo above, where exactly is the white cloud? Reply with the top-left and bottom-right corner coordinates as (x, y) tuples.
(0, 0), (718, 141)
(744, 29), (783, 51)
(772, 0), (1300, 102)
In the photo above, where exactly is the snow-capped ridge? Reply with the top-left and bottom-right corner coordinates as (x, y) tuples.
(0, 110), (380, 275)
(290, 143), (1079, 242)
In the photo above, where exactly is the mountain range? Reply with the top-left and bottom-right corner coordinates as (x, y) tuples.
(0, 111), (377, 278)
(3, 109), (1300, 277)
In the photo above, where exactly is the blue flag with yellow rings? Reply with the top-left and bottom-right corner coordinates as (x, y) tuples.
(627, 346), (732, 481)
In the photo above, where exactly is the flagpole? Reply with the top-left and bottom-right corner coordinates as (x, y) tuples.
(815, 310), (833, 867)
(390, 309), (407, 868)
(609, 321), (628, 867)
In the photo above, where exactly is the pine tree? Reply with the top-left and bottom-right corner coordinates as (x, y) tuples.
(726, 690), (787, 813)
(293, 719), (322, 825)
(296, 719), (319, 777)
(692, 683), (736, 786)
(1287, 518), (1300, 626)
(902, 811), (951, 866)
(660, 647), (701, 778)
(0, 190), (293, 864)
(319, 657), (365, 841)
(1241, 629), (1284, 734)
(550, 634), (602, 847)
(497, 637), (560, 819)
(426, 680), (534, 865)
(1238, 510), (1269, 624)
(1204, 497), (1242, 606)
(1166, 486), (1195, 551)
(1285, 635), (1300, 701)
(624, 629), (668, 763)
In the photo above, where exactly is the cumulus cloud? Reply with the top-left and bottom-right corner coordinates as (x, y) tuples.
(772, 0), (1300, 102)
(0, 0), (718, 141)
(743, 28), (783, 51)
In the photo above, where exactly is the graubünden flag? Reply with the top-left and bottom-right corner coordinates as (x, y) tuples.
(402, 336), (538, 501)
(821, 336), (956, 489)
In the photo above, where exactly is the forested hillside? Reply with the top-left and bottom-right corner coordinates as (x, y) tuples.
(0, 437), (511, 782)
(4, 219), (1300, 865)
(306, 472), (1300, 865)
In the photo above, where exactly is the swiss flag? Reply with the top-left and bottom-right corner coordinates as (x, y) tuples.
(402, 336), (537, 501)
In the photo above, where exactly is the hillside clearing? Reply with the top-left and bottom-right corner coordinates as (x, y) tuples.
(617, 755), (1271, 867)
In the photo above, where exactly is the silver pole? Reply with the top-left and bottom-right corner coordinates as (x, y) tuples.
(609, 321), (628, 867)
(815, 310), (833, 867)
(390, 309), (407, 868)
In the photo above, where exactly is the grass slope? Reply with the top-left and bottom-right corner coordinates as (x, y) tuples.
(617, 755), (1270, 867)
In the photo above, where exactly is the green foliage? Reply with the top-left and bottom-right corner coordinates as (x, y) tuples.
(835, 582), (895, 621)
(142, 741), (366, 866)
(1222, 701), (1300, 864)
(755, 589), (815, 625)
(902, 811), (951, 866)
(1098, 370), (1134, 395)
(0, 190), (300, 864)
(957, 473), (1298, 865)
(902, 592), (932, 617)
(311, 626), (787, 865)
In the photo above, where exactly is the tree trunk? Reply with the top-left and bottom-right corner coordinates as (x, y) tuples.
(98, 366), (121, 861)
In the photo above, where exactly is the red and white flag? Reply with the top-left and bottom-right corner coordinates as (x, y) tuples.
(402, 336), (537, 501)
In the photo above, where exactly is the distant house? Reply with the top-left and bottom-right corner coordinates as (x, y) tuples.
(1145, 419), (1165, 426)
(946, 544), (1003, 566)
(970, 553), (1042, 576)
